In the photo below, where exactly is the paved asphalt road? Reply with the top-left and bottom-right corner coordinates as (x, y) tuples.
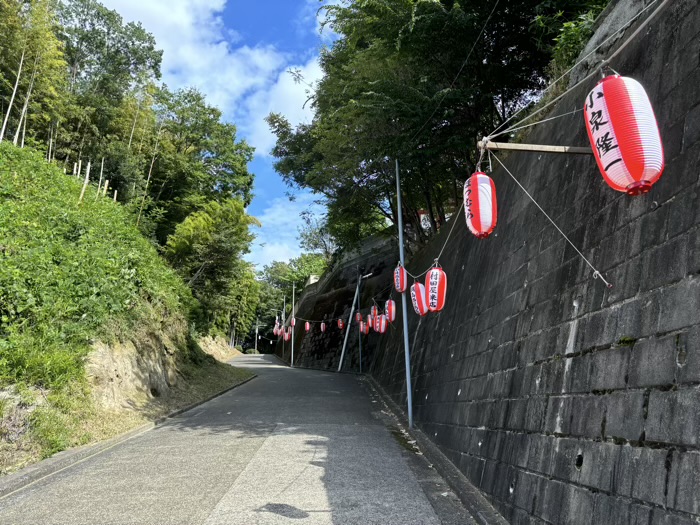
(0, 355), (475, 525)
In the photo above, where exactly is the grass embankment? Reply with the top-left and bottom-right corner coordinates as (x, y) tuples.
(0, 144), (252, 474)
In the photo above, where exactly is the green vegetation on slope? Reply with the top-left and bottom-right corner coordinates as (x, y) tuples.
(0, 142), (192, 389)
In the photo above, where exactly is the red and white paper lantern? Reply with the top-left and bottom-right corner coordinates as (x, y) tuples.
(370, 305), (379, 318)
(425, 266), (447, 313)
(305, 321), (311, 333)
(394, 264), (407, 293)
(464, 173), (497, 239)
(385, 299), (396, 323)
(377, 314), (388, 334)
(584, 75), (664, 195)
(410, 283), (429, 316)
(291, 317), (296, 327)
(373, 314), (381, 332)
(321, 322), (326, 333)
(367, 314), (373, 327)
(284, 329), (291, 342)
(360, 321), (367, 334)
(338, 319), (345, 330)
(355, 312), (362, 323)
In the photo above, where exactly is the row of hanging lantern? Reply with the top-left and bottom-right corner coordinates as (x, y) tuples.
(274, 74), (664, 336)
(394, 262), (449, 318)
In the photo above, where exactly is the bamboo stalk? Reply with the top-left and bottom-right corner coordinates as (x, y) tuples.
(78, 161), (91, 204)
(95, 157), (104, 201)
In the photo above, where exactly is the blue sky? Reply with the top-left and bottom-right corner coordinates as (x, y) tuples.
(100, 0), (334, 268)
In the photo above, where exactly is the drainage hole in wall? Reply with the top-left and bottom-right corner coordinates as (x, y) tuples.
(509, 481), (515, 494)
(575, 453), (584, 471)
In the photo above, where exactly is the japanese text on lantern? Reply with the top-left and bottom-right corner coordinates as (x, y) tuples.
(587, 89), (623, 172)
(464, 187), (474, 220)
(429, 272), (439, 309)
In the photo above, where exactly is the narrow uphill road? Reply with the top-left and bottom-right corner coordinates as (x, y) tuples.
(0, 355), (475, 525)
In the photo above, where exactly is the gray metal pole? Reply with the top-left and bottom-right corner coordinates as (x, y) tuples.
(396, 158), (414, 429)
(337, 278), (360, 372)
(358, 323), (363, 375)
(291, 282), (295, 368)
(254, 318), (259, 354)
(358, 279), (362, 374)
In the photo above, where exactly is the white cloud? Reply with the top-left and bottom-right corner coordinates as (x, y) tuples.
(246, 193), (326, 268)
(99, 0), (287, 118)
(242, 56), (323, 155)
(298, 0), (342, 44)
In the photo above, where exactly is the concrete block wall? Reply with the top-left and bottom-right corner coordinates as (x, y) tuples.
(365, 0), (700, 522)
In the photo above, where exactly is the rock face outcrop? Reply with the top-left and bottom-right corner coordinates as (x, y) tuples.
(288, 0), (700, 522)
(87, 322), (186, 410)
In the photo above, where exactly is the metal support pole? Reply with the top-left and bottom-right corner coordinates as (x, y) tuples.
(358, 278), (362, 374)
(478, 140), (592, 155)
(396, 159), (414, 429)
(254, 318), (259, 354)
(358, 323), (363, 375)
(291, 282), (295, 368)
(337, 278), (360, 372)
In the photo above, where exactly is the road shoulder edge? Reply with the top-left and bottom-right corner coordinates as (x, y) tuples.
(364, 375), (509, 525)
(0, 374), (256, 499)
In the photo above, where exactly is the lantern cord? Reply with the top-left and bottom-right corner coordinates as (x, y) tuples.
(488, 0), (664, 141)
(487, 107), (583, 140)
(490, 152), (612, 288)
(404, 201), (466, 281)
(408, 0), (500, 146)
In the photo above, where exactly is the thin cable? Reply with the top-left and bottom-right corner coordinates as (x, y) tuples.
(489, 0), (661, 140)
(408, 0), (500, 145)
(491, 107), (583, 139)
(404, 201), (465, 281)
(490, 151), (612, 288)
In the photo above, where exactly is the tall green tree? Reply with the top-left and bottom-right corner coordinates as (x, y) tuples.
(163, 198), (259, 331)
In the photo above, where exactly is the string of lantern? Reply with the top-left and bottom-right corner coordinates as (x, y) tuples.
(271, 0), (669, 343)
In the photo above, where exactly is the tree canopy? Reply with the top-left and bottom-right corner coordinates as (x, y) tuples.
(268, 0), (610, 248)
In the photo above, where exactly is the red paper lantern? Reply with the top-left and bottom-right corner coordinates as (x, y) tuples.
(360, 321), (367, 334)
(367, 314), (373, 327)
(291, 317), (296, 327)
(385, 299), (396, 323)
(338, 319), (345, 330)
(321, 322), (326, 333)
(410, 283), (429, 316)
(370, 305), (379, 318)
(425, 266), (447, 313)
(273, 326), (279, 336)
(584, 75), (664, 195)
(355, 312), (362, 323)
(464, 173), (497, 239)
(377, 314), (388, 334)
(394, 264), (407, 293)
(305, 321), (310, 333)
(373, 314), (381, 332)
(284, 330), (291, 342)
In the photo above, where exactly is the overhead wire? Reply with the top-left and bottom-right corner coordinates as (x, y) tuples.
(490, 151), (612, 288)
(487, 0), (664, 141)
